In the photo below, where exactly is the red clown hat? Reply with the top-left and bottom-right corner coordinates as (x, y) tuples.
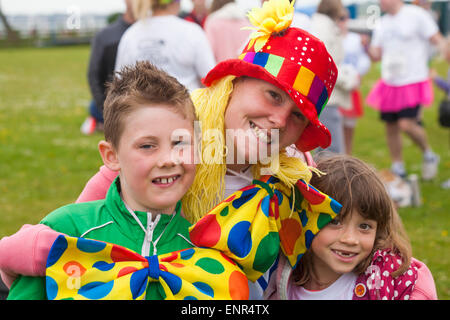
(202, 0), (338, 152)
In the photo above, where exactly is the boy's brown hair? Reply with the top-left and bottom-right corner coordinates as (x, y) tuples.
(294, 154), (412, 286)
(103, 61), (196, 149)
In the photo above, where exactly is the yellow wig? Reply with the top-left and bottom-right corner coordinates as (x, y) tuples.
(181, 75), (320, 223)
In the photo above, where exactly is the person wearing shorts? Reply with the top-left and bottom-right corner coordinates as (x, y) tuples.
(366, 0), (445, 180)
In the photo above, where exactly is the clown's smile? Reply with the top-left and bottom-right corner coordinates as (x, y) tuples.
(249, 120), (273, 144)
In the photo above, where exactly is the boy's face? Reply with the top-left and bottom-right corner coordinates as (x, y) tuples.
(104, 105), (196, 214)
(310, 210), (377, 281)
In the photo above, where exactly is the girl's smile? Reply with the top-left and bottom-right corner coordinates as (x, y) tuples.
(330, 248), (359, 263)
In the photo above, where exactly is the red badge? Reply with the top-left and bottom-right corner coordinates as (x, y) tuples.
(354, 283), (366, 297)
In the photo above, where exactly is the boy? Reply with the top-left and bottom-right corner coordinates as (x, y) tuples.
(7, 61), (198, 299)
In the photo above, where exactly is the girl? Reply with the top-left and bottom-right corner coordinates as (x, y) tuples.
(1, 0), (339, 299)
(265, 154), (438, 300)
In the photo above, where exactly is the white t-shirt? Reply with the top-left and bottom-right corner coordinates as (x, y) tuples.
(291, 272), (358, 300)
(343, 32), (371, 77)
(115, 15), (216, 91)
(224, 168), (253, 198)
(371, 5), (438, 86)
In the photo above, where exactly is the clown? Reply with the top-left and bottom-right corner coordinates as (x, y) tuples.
(185, 0), (338, 223)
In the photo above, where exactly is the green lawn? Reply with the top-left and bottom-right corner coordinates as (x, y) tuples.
(0, 46), (449, 299)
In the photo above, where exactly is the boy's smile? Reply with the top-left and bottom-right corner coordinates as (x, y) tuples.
(101, 105), (196, 215)
(152, 174), (181, 186)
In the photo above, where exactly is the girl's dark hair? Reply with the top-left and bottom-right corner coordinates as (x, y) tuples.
(294, 154), (412, 286)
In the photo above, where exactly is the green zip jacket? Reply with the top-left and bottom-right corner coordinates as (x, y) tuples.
(7, 178), (193, 300)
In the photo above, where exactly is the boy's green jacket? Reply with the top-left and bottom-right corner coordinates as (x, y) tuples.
(7, 178), (192, 300)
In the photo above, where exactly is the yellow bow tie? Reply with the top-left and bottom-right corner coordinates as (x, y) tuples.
(46, 176), (340, 299)
(189, 176), (341, 281)
(46, 236), (249, 300)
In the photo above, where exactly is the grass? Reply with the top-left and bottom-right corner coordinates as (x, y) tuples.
(0, 46), (449, 299)
(0, 46), (102, 232)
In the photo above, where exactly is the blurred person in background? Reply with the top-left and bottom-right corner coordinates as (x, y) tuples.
(310, 0), (359, 154)
(81, 0), (136, 135)
(413, 0), (439, 22)
(430, 36), (450, 189)
(115, 0), (215, 92)
(180, 0), (209, 28)
(204, 0), (251, 62)
(337, 9), (371, 155)
(366, 0), (445, 180)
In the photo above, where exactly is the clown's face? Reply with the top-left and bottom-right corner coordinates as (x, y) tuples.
(224, 77), (309, 167)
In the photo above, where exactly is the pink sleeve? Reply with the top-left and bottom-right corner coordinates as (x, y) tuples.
(304, 151), (316, 168)
(284, 147), (316, 168)
(0, 224), (62, 288)
(76, 165), (118, 203)
(410, 258), (438, 300)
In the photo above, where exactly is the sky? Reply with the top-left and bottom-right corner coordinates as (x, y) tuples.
(1, 0), (127, 15)
(0, 0), (265, 15)
(1, 0), (364, 16)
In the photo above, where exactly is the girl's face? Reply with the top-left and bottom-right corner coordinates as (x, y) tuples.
(224, 77), (309, 163)
(310, 210), (377, 281)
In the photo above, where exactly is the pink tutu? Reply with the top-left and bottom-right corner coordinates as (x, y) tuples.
(366, 79), (434, 112)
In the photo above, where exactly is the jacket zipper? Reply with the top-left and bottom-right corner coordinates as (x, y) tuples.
(122, 196), (177, 257)
(142, 212), (160, 256)
(122, 198), (160, 257)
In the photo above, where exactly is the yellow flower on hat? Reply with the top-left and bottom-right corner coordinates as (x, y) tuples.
(244, 0), (294, 52)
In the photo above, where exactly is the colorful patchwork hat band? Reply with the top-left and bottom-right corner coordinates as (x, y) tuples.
(202, 0), (338, 152)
